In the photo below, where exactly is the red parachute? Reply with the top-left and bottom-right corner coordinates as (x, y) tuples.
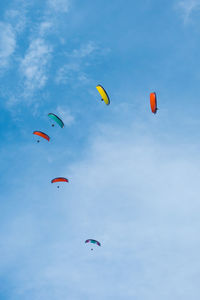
(33, 131), (50, 142)
(150, 92), (158, 114)
(51, 177), (69, 188)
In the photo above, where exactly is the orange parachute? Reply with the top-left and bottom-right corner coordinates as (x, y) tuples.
(33, 131), (50, 142)
(51, 177), (69, 188)
(51, 177), (68, 184)
(150, 92), (158, 114)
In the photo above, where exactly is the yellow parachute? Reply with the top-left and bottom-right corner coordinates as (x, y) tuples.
(96, 85), (110, 105)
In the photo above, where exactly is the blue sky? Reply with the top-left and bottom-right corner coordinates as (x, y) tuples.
(1, 0), (200, 299)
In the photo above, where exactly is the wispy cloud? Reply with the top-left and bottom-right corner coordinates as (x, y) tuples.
(0, 1), (29, 76)
(5, 3), (28, 34)
(71, 41), (97, 58)
(56, 62), (91, 85)
(18, 0), (70, 98)
(39, 21), (53, 37)
(0, 22), (16, 70)
(56, 106), (75, 126)
(177, 0), (200, 22)
(47, 0), (70, 13)
(20, 38), (52, 92)
(56, 41), (101, 86)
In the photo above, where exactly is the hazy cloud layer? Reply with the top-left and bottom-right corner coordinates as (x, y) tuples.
(0, 124), (200, 299)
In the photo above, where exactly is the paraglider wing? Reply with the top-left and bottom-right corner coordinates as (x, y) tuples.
(51, 177), (69, 183)
(85, 239), (101, 246)
(150, 92), (158, 114)
(96, 85), (110, 105)
(48, 113), (64, 128)
(33, 131), (50, 141)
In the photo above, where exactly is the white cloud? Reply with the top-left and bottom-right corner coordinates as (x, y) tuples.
(72, 41), (97, 58)
(56, 62), (80, 84)
(5, 8), (27, 34)
(56, 106), (75, 126)
(17, 0), (70, 97)
(56, 42), (99, 85)
(47, 0), (70, 13)
(0, 22), (16, 69)
(56, 66), (91, 85)
(39, 21), (53, 37)
(177, 0), (200, 22)
(20, 38), (52, 91)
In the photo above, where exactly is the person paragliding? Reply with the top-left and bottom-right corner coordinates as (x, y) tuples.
(96, 85), (110, 105)
(51, 177), (69, 188)
(48, 113), (64, 128)
(150, 92), (158, 114)
(33, 131), (50, 143)
(85, 239), (101, 251)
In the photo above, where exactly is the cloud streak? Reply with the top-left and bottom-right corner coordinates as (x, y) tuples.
(177, 0), (200, 22)
(71, 42), (97, 58)
(47, 0), (70, 13)
(18, 0), (70, 98)
(56, 41), (103, 86)
(0, 22), (16, 70)
(20, 38), (52, 92)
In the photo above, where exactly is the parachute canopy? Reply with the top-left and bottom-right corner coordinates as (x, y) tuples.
(51, 177), (69, 184)
(48, 113), (64, 128)
(150, 92), (157, 114)
(33, 131), (50, 141)
(96, 85), (110, 105)
(85, 239), (101, 246)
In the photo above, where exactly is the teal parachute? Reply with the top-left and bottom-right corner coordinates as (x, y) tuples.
(48, 113), (64, 128)
(85, 239), (101, 250)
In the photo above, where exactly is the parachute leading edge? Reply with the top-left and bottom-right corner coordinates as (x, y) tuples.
(96, 85), (110, 105)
